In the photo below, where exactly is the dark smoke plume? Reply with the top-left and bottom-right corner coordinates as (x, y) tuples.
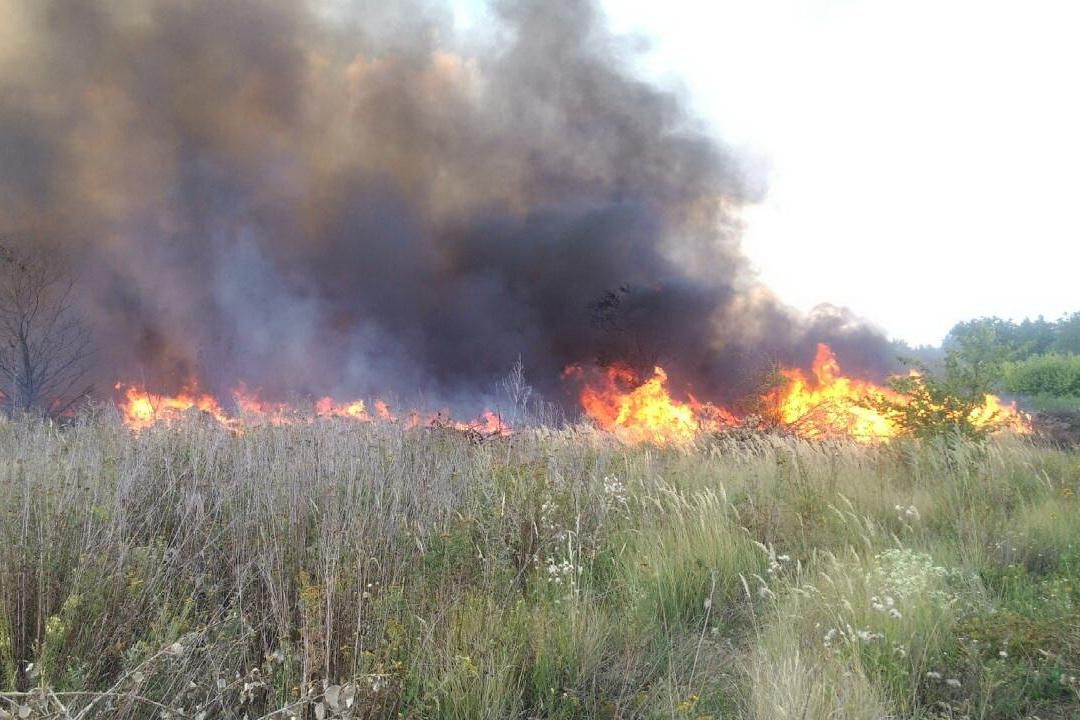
(0, 0), (894, 412)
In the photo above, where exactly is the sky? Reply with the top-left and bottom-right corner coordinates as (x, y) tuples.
(458, 0), (1080, 347)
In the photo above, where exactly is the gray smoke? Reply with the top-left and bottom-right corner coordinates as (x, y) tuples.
(0, 0), (895, 412)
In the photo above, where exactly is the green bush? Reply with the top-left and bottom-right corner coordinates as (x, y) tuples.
(1004, 354), (1080, 397)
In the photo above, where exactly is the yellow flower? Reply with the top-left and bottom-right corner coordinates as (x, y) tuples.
(676, 694), (700, 713)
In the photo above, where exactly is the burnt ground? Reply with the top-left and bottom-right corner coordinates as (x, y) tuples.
(1030, 410), (1080, 447)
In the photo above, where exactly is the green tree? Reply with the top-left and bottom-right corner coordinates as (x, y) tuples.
(940, 319), (1011, 395)
(1015, 316), (1056, 357)
(872, 372), (997, 440)
(1053, 311), (1080, 354)
(870, 333), (1012, 440)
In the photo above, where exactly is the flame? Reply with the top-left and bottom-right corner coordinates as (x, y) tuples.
(114, 382), (233, 430)
(967, 392), (1031, 434)
(114, 383), (511, 436)
(766, 344), (903, 441)
(768, 344), (1029, 440)
(233, 384), (299, 425)
(570, 343), (1030, 444)
(568, 364), (736, 445)
(315, 397), (371, 420)
(115, 343), (1028, 444)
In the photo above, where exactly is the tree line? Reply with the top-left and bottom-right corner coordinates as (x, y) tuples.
(943, 315), (1080, 401)
(945, 314), (1080, 359)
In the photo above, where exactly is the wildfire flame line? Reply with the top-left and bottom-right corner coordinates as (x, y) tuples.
(113, 382), (510, 436)
(114, 343), (1029, 443)
(567, 344), (1030, 445)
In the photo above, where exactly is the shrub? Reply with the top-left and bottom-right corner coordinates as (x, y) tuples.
(1003, 354), (1080, 398)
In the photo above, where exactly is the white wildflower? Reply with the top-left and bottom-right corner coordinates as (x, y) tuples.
(545, 557), (578, 587)
(871, 549), (949, 603)
(602, 475), (627, 504)
(895, 504), (920, 521)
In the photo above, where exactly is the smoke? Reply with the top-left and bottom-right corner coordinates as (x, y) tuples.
(0, 0), (894, 411)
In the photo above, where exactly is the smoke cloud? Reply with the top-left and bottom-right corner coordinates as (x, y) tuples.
(0, 0), (894, 412)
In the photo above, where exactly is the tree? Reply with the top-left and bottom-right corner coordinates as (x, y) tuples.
(870, 335), (1011, 440)
(1016, 316), (1056, 357)
(1053, 311), (1080, 355)
(941, 318), (1013, 393)
(0, 243), (93, 417)
(872, 372), (999, 440)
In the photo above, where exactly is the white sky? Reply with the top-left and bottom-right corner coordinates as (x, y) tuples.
(457, 0), (1080, 347)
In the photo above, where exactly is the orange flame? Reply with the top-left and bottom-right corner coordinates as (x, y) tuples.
(114, 382), (233, 430)
(570, 343), (1030, 444)
(114, 383), (511, 436)
(967, 392), (1031, 434)
(767, 344), (1029, 440)
(314, 397), (371, 420)
(568, 364), (737, 445)
(766, 344), (904, 441)
(115, 343), (1028, 444)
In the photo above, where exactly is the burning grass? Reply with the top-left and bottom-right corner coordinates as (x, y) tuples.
(566, 343), (1030, 445)
(1, 416), (1077, 719)
(113, 381), (512, 438)
(115, 344), (1030, 449)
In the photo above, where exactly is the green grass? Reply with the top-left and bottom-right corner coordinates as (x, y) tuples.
(0, 416), (1078, 718)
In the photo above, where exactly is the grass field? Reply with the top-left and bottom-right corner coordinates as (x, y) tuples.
(1, 416), (1078, 719)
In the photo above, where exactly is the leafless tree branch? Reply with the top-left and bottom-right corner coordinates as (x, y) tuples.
(0, 241), (94, 417)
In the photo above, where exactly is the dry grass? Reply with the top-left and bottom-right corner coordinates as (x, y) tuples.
(0, 414), (1077, 718)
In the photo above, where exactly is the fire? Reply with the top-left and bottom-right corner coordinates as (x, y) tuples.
(314, 397), (371, 420)
(966, 392), (1031, 434)
(766, 344), (904, 441)
(114, 383), (511, 437)
(115, 344), (1029, 444)
(115, 382), (233, 430)
(567, 364), (737, 445)
(570, 344), (1030, 444)
(768, 345), (1030, 440)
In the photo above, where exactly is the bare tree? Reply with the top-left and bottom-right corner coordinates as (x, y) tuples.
(0, 242), (93, 417)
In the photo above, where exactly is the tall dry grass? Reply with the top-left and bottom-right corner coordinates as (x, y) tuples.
(0, 414), (1077, 718)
